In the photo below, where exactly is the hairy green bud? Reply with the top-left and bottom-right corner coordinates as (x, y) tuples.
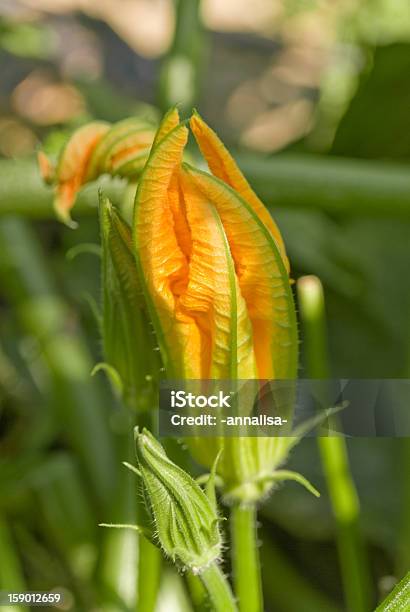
(134, 428), (222, 574)
(99, 195), (160, 411)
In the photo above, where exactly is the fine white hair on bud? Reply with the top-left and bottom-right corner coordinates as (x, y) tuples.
(133, 427), (222, 573)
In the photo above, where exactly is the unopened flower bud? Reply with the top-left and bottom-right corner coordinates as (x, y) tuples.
(39, 118), (156, 226)
(135, 428), (222, 574)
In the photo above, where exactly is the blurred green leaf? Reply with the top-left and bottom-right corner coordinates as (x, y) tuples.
(332, 44), (410, 160)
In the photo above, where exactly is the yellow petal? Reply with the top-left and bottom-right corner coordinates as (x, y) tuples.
(184, 164), (297, 380)
(133, 122), (196, 377)
(190, 112), (289, 272)
(86, 117), (154, 180)
(179, 170), (257, 380)
(37, 151), (55, 184)
(54, 121), (110, 225)
(167, 171), (192, 259)
(134, 113), (257, 380)
(104, 129), (155, 176)
(152, 106), (180, 148)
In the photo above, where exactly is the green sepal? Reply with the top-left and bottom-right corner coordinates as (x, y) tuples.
(205, 449), (223, 511)
(99, 522), (156, 546)
(262, 469), (320, 498)
(122, 461), (142, 478)
(99, 194), (161, 411)
(91, 362), (123, 397)
(81, 293), (102, 332)
(291, 403), (346, 441)
(99, 522), (143, 534)
(66, 243), (102, 261)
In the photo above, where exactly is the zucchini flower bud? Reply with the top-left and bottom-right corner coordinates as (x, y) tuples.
(133, 109), (302, 503)
(39, 118), (156, 226)
(133, 108), (297, 380)
(134, 427), (222, 574)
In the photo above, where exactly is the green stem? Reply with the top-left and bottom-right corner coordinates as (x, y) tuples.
(297, 276), (372, 612)
(318, 438), (371, 612)
(0, 158), (124, 218)
(2, 155), (410, 219)
(239, 153), (410, 217)
(137, 539), (161, 612)
(199, 563), (237, 612)
(230, 504), (263, 612)
(186, 573), (209, 611)
(159, 0), (205, 112)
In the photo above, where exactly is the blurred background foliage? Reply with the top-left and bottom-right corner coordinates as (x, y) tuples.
(0, 1), (409, 611)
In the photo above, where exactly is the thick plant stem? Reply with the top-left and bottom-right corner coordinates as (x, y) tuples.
(159, 0), (205, 113)
(230, 504), (263, 612)
(3, 156), (410, 219)
(297, 276), (372, 612)
(186, 573), (209, 611)
(199, 562), (237, 612)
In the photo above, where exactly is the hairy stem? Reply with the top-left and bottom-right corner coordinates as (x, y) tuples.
(199, 562), (237, 612)
(186, 573), (208, 611)
(230, 504), (263, 612)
